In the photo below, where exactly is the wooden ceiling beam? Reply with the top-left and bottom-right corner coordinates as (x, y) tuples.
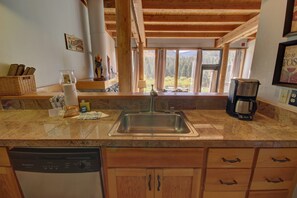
(215, 14), (259, 48)
(104, 0), (261, 10)
(145, 24), (239, 32)
(143, 15), (250, 23)
(132, 0), (146, 46)
(142, 0), (261, 10)
(145, 32), (226, 38)
(106, 24), (238, 32)
(105, 14), (250, 23)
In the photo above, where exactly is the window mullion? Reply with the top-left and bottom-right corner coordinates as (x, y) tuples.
(174, 49), (179, 89)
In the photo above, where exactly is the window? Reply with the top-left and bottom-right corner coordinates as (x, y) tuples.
(201, 50), (221, 93)
(144, 49), (156, 90)
(164, 50), (177, 90)
(178, 50), (197, 91)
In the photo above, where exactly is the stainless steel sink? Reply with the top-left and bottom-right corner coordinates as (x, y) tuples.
(109, 112), (199, 137)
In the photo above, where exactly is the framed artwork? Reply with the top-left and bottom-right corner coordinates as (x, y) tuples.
(283, 0), (297, 36)
(64, 33), (84, 53)
(273, 40), (297, 88)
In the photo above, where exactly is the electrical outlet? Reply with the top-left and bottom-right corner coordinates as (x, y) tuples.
(279, 88), (290, 104)
(288, 90), (297, 107)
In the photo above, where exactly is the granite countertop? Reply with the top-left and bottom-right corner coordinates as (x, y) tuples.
(0, 110), (296, 147)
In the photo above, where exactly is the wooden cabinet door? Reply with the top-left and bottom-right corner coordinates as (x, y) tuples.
(0, 167), (22, 198)
(107, 168), (154, 198)
(154, 168), (201, 198)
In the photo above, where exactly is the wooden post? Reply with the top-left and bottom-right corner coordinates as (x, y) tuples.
(218, 43), (230, 93)
(116, 0), (132, 92)
(138, 42), (144, 92)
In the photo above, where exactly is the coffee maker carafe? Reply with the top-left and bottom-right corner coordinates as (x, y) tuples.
(226, 79), (260, 120)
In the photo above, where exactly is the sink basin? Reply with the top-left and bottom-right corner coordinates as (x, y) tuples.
(109, 112), (199, 137)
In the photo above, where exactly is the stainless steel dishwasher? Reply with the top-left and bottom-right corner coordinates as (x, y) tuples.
(9, 148), (103, 198)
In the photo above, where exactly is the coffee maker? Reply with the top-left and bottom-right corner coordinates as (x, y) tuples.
(226, 79), (260, 120)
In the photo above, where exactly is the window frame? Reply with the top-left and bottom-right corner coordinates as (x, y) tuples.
(200, 49), (223, 92)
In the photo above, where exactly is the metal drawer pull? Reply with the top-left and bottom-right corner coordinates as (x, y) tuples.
(271, 157), (290, 163)
(219, 179), (238, 185)
(265, 178), (284, 183)
(157, 175), (161, 191)
(222, 157), (241, 163)
(148, 174), (151, 191)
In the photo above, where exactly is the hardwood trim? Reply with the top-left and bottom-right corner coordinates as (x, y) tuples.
(239, 48), (247, 78)
(144, 24), (239, 32)
(107, 169), (118, 198)
(154, 169), (162, 198)
(192, 169), (201, 198)
(0, 147), (10, 166)
(218, 43), (230, 93)
(105, 148), (204, 168)
(215, 15), (259, 48)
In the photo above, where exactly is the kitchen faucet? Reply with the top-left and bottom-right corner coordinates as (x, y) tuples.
(149, 84), (158, 113)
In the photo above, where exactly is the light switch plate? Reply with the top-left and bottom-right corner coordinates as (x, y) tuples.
(288, 90), (297, 107)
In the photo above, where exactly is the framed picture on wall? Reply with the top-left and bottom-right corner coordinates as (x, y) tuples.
(64, 33), (84, 53)
(283, 0), (297, 36)
(273, 40), (297, 88)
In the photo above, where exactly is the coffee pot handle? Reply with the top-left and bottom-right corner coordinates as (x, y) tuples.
(249, 100), (257, 114)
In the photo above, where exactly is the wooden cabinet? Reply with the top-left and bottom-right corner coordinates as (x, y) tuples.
(0, 147), (22, 198)
(103, 148), (204, 198)
(248, 190), (289, 198)
(250, 148), (297, 198)
(0, 167), (23, 198)
(107, 168), (201, 198)
(203, 191), (246, 198)
(204, 148), (254, 197)
(207, 148), (255, 168)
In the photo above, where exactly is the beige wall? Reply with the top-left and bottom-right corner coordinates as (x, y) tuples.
(251, 0), (297, 112)
(0, 0), (93, 87)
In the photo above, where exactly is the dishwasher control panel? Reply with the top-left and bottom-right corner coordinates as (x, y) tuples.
(9, 148), (100, 173)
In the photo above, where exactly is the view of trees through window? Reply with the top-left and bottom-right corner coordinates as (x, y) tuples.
(178, 50), (197, 90)
(143, 49), (222, 92)
(144, 50), (155, 90)
(164, 50), (176, 90)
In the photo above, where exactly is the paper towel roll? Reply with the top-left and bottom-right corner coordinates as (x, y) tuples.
(63, 84), (78, 106)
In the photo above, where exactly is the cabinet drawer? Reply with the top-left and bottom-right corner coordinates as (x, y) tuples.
(204, 191), (246, 198)
(251, 167), (296, 190)
(104, 148), (204, 168)
(205, 169), (252, 191)
(257, 148), (297, 168)
(207, 148), (255, 168)
(248, 190), (289, 198)
(0, 147), (10, 166)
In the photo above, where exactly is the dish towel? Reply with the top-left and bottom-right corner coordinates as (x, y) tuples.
(72, 111), (109, 120)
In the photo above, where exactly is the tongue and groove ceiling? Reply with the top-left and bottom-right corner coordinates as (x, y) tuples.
(103, 0), (261, 46)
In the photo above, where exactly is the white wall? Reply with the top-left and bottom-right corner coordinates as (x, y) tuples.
(0, 0), (92, 87)
(242, 40), (256, 78)
(250, 0), (297, 112)
(106, 33), (117, 73)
